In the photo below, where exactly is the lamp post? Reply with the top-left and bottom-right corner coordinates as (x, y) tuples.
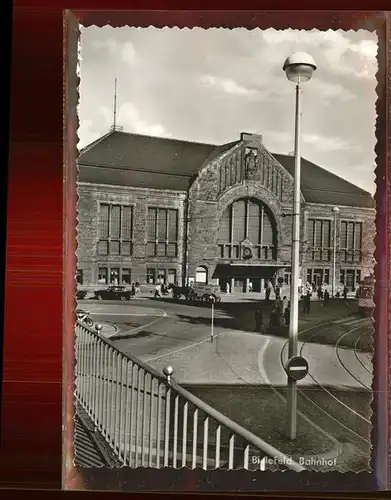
(332, 206), (340, 298)
(283, 52), (317, 440)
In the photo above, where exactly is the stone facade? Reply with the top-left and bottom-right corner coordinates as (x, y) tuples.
(76, 132), (376, 292)
(77, 183), (187, 288)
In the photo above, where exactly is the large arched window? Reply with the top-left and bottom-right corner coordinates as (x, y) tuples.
(217, 198), (276, 260)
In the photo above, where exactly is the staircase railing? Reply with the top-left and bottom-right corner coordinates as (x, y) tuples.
(75, 320), (305, 471)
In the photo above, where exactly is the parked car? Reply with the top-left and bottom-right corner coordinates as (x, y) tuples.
(189, 284), (222, 303)
(94, 285), (132, 301)
(76, 289), (87, 300)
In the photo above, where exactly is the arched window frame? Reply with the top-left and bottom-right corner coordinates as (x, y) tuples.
(217, 198), (277, 261)
(195, 265), (208, 284)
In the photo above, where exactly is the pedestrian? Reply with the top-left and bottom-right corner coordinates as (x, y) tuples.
(324, 289), (330, 307)
(281, 296), (288, 316)
(254, 307), (264, 334)
(284, 305), (290, 326)
(226, 282), (230, 294)
(317, 286), (322, 301)
(248, 281), (253, 292)
(303, 291), (311, 314)
(131, 283), (136, 296)
(343, 285), (348, 305)
(275, 284), (281, 300)
(154, 283), (161, 298)
(135, 281), (140, 293)
(265, 285), (271, 302)
(269, 308), (280, 334)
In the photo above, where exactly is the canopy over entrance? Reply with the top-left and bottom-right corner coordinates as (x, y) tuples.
(213, 264), (282, 279)
(213, 263), (286, 293)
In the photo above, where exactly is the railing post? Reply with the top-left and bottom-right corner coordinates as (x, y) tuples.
(163, 365), (174, 385)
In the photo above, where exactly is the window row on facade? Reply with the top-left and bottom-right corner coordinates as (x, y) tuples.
(306, 219), (363, 263)
(98, 204), (179, 257)
(306, 267), (362, 288)
(96, 202), (365, 264)
(76, 266), (178, 286)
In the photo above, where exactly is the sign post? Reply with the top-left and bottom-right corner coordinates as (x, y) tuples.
(210, 296), (215, 343)
(285, 355), (309, 439)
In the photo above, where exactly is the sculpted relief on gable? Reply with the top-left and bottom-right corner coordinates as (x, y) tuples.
(192, 143), (295, 204)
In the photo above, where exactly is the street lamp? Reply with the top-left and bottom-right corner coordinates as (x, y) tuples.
(283, 52), (317, 440)
(332, 206), (340, 298)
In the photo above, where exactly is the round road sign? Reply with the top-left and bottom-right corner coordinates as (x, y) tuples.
(285, 356), (309, 381)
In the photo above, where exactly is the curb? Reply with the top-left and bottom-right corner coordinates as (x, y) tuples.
(108, 311), (168, 340)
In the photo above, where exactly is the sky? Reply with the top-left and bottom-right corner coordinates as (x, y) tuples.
(78, 27), (378, 194)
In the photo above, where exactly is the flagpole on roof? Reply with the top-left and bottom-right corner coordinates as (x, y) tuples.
(113, 78), (117, 129)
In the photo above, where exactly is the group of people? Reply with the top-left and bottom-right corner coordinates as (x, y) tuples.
(301, 281), (349, 310)
(254, 295), (291, 334)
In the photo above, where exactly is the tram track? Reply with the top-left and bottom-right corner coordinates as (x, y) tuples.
(335, 326), (372, 392)
(353, 330), (373, 376)
(279, 319), (372, 449)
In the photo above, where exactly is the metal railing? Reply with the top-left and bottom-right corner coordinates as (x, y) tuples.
(75, 321), (305, 471)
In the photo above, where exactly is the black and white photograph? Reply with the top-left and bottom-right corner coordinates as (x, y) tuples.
(73, 25), (377, 474)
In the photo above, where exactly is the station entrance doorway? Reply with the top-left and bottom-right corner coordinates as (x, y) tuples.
(213, 264), (282, 293)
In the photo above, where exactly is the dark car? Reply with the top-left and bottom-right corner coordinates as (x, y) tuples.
(94, 285), (132, 301)
(76, 289), (87, 300)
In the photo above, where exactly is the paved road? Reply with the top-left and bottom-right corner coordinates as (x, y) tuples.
(78, 297), (372, 388)
(81, 298), (229, 361)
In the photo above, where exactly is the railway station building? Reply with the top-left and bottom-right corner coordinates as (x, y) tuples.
(76, 128), (375, 294)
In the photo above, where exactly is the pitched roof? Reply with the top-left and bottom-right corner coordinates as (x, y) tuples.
(78, 130), (374, 209)
(272, 154), (374, 209)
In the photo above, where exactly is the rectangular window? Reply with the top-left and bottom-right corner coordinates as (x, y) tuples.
(232, 200), (246, 242)
(121, 241), (131, 255)
(146, 268), (156, 284)
(356, 270), (361, 284)
(308, 219), (332, 261)
(122, 268), (131, 285)
(340, 221), (363, 262)
(122, 206), (132, 240)
(109, 240), (120, 255)
(147, 208), (157, 240)
(98, 267), (108, 285)
(340, 269), (345, 285)
(98, 204), (133, 256)
(158, 269), (166, 283)
(168, 209), (178, 241)
(157, 209), (167, 240)
(313, 268), (323, 286)
(110, 268), (120, 285)
(110, 205), (121, 239)
(167, 269), (177, 284)
(146, 207), (179, 257)
(346, 269), (355, 288)
(99, 204), (110, 238)
(248, 202), (260, 244)
(76, 269), (83, 285)
(324, 269), (330, 285)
